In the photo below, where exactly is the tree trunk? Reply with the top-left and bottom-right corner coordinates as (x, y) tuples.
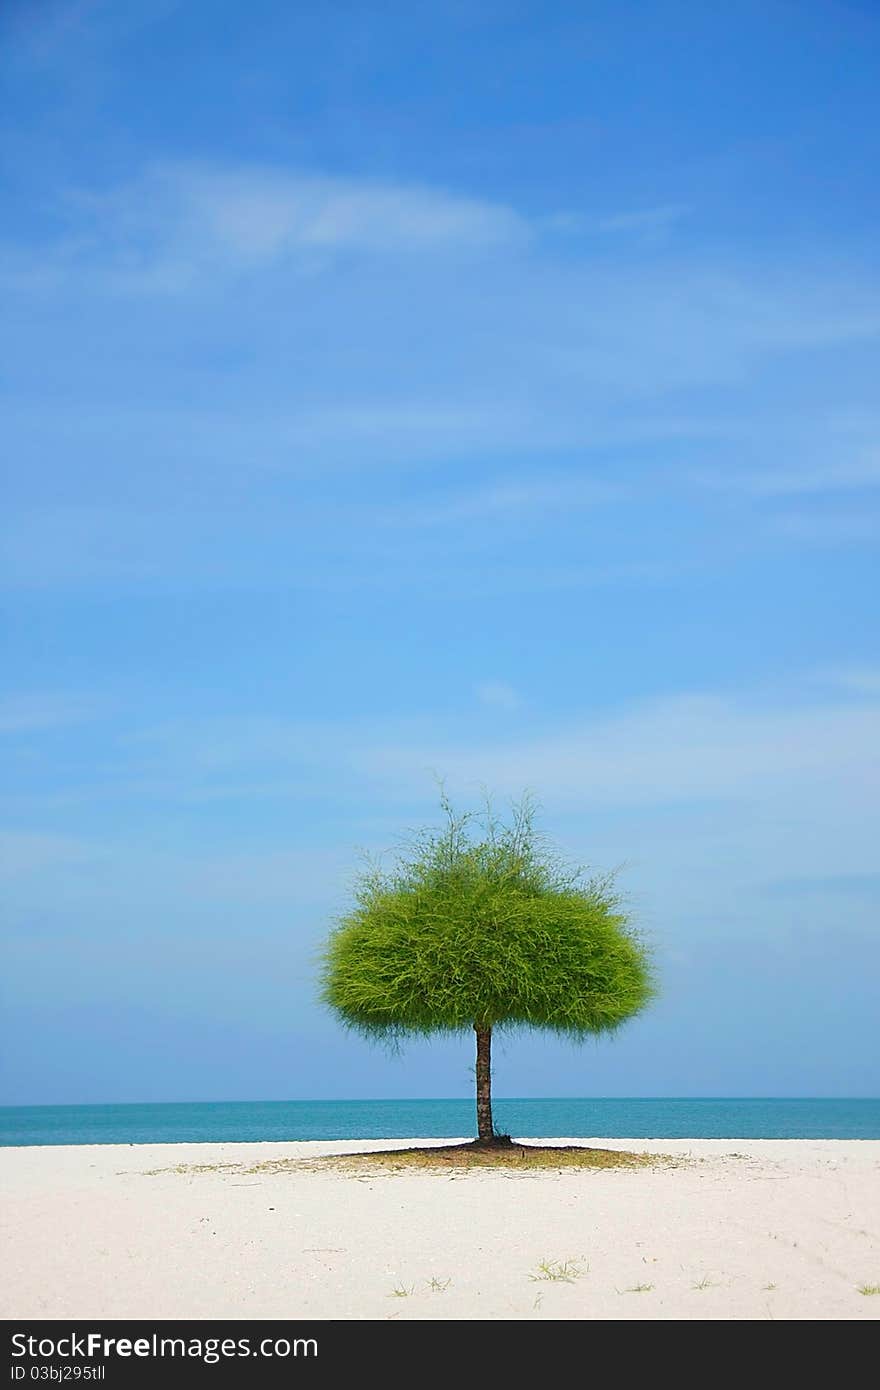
(474, 1024), (494, 1144)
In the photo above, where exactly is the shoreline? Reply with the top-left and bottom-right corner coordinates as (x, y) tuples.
(3, 1132), (880, 1151)
(3, 1138), (879, 1320)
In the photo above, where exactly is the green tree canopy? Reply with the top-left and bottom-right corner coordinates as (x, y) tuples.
(320, 797), (654, 1143)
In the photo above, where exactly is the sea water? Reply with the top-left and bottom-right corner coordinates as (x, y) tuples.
(1, 1097), (878, 1146)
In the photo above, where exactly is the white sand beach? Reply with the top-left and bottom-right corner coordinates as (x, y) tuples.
(2, 1138), (879, 1321)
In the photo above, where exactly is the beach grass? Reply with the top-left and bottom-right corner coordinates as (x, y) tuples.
(144, 1142), (676, 1178)
(303, 1142), (666, 1173)
(529, 1258), (585, 1282)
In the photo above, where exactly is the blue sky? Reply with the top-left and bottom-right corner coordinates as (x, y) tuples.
(2, 0), (878, 1106)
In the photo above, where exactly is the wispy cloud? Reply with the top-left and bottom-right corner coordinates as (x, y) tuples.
(359, 691), (880, 810)
(4, 160), (880, 603)
(377, 473), (625, 526)
(2, 0), (104, 63)
(11, 680), (875, 823)
(182, 166), (528, 255)
(475, 681), (521, 711)
(820, 665), (880, 695)
(0, 694), (100, 734)
(764, 872), (880, 897)
(51, 163), (529, 287)
(0, 831), (100, 879)
(4, 676), (878, 947)
(696, 450), (880, 497)
(598, 203), (690, 234)
(0, 500), (665, 592)
(770, 508), (880, 544)
(2, 0), (176, 68)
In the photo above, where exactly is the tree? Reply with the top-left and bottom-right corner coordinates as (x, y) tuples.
(320, 797), (654, 1145)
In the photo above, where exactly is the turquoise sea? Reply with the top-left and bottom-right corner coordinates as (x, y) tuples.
(1, 1097), (878, 1146)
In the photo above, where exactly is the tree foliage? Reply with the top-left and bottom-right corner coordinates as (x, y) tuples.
(321, 796), (654, 1045)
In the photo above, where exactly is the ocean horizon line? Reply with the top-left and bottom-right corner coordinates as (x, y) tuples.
(3, 1096), (879, 1145)
(3, 1094), (878, 1111)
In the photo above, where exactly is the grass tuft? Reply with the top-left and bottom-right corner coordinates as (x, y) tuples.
(857, 1283), (880, 1296)
(530, 1258), (584, 1283)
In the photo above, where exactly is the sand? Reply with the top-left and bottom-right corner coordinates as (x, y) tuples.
(2, 1138), (879, 1321)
